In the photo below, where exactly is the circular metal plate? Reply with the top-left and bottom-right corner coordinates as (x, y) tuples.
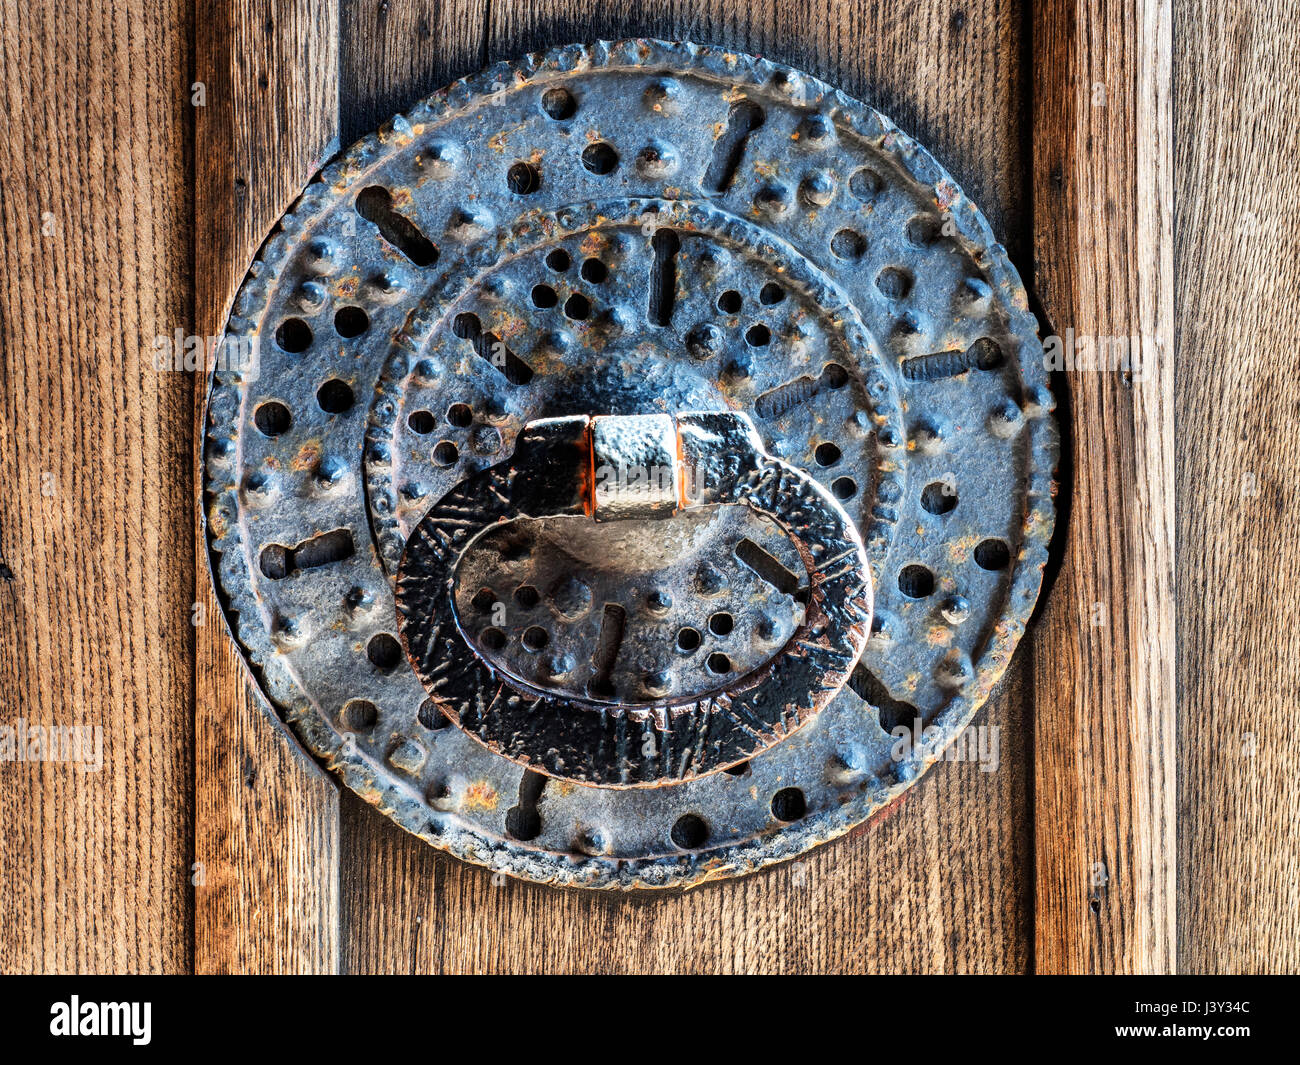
(202, 39), (1057, 888)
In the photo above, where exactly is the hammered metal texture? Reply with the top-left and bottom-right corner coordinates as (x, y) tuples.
(395, 413), (872, 787)
(202, 39), (1058, 888)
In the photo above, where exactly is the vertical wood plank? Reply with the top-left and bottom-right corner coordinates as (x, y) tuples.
(0, 0), (194, 972)
(1031, 0), (1175, 972)
(193, 0), (342, 973)
(338, 0), (1035, 973)
(1174, 0), (1300, 973)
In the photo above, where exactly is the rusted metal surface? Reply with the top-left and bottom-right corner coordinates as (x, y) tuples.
(202, 39), (1057, 888)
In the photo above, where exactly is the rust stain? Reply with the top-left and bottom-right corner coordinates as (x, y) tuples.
(927, 624), (955, 647)
(462, 780), (499, 811)
(291, 441), (321, 472)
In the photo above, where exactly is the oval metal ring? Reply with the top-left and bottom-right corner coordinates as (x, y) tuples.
(396, 411), (873, 787)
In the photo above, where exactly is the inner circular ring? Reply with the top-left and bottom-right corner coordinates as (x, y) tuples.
(364, 197), (907, 581)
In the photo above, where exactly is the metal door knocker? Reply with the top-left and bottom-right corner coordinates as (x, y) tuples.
(202, 39), (1057, 887)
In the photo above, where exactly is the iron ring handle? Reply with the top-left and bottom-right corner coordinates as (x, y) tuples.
(395, 411), (873, 788)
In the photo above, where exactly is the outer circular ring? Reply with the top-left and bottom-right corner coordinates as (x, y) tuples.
(202, 39), (1058, 889)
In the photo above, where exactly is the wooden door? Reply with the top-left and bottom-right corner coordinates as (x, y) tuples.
(0, 0), (1293, 974)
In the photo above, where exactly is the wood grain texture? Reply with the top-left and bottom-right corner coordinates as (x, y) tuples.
(336, 0), (1035, 974)
(339, 0), (491, 147)
(1031, 0), (1175, 972)
(192, 0), (342, 973)
(1174, 0), (1300, 973)
(0, 0), (194, 972)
